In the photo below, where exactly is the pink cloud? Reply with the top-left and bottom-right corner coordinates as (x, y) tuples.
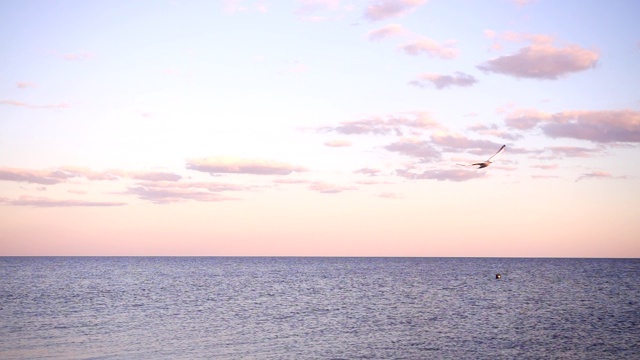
(364, 0), (426, 21)
(467, 123), (521, 140)
(383, 138), (441, 161)
(5, 196), (126, 207)
(322, 111), (439, 135)
(324, 139), (352, 147)
(542, 110), (640, 143)
(531, 175), (560, 179)
(505, 109), (640, 143)
(60, 167), (183, 182)
(308, 182), (356, 193)
(16, 82), (37, 89)
(531, 164), (559, 170)
(484, 30), (497, 39)
(354, 168), (383, 176)
(0, 168), (70, 185)
(409, 72), (477, 89)
(119, 171), (182, 182)
(0, 167), (184, 185)
(504, 109), (552, 129)
(478, 38), (599, 79)
(575, 170), (625, 182)
(367, 24), (409, 41)
(397, 168), (486, 182)
(400, 38), (458, 59)
(549, 146), (600, 158)
(126, 184), (240, 204)
(430, 133), (503, 154)
(327, 118), (389, 135)
(0, 100), (70, 110)
(357, 179), (394, 185)
(187, 157), (307, 175)
(138, 181), (246, 192)
(273, 178), (311, 184)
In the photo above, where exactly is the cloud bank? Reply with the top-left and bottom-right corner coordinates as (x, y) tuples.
(383, 138), (441, 161)
(505, 109), (640, 143)
(396, 168), (486, 182)
(187, 157), (307, 175)
(410, 72), (477, 89)
(367, 24), (409, 41)
(5, 196), (126, 207)
(322, 112), (439, 136)
(400, 38), (458, 59)
(478, 36), (598, 79)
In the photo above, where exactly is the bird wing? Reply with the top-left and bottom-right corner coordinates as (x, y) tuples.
(487, 145), (506, 162)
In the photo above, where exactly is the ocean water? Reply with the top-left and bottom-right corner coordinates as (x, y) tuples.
(1, 257), (639, 359)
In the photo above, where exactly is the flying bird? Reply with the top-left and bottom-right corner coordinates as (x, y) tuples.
(458, 145), (506, 169)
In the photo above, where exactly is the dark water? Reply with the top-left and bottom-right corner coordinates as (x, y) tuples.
(1, 257), (639, 359)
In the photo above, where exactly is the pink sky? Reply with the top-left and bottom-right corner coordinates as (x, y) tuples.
(1, 0), (639, 256)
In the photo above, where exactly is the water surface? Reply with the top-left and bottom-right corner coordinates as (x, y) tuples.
(1, 257), (638, 359)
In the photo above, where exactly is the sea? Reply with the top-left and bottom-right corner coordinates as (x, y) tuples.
(1, 257), (639, 359)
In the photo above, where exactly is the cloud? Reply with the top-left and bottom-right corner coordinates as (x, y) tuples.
(396, 168), (486, 182)
(575, 170), (626, 182)
(504, 108), (552, 129)
(505, 109), (640, 143)
(0, 167), (183, 185)
(4, 196), (126, 207)
(478, 36), (599, 79)
(354, 167), (384, 176)
(531, 164), (559, 170)
(0, 100), (70, 110)
(0, 168), (70, 185)
(59, 167), (183, 182)
(367, 24), (409, 41)
(364, 0), (426, 21)
(549, 146), (600, 158)
(16, 82), (37, 89)
(430, 133), (503, 154)
(118, 171), (182, 182)
(399, 38), (458, 59)
(322, 111), (440, 135)
(467, 123), (521, 140)
(383, 138), (441, 161)
(531, 175), (560, 179)
(126, 184), (239, 204)
(542, 110), (640, 143)
(324, 139), (352, 147)
(187, 157), (307, 175)
(273, 178), (311, 184)
(410, 72), (477, 89)
(308, 182), (357, 193)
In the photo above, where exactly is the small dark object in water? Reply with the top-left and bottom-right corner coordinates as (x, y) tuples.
(495, 273), (502, 279)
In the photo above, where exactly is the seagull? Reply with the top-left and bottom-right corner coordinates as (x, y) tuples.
(458, 145), (506, 169)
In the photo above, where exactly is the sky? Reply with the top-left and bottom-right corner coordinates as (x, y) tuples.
(1, 0), (639, 257)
